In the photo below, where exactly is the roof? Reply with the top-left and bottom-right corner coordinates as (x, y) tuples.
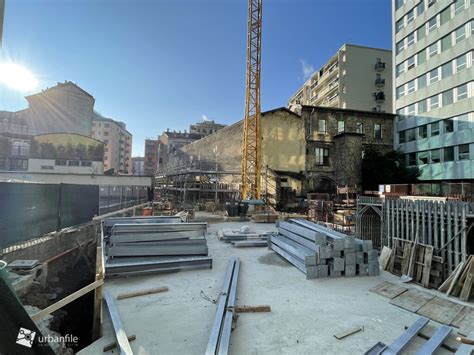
(163, 131), (203, 140)
(261, 107), (301, 117)
(301, 105), (396, 118)
(26, 81), (95, 100)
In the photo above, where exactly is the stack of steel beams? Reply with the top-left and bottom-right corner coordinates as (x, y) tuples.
(220, 227), (273, 248)
(103, 217), (211, 277)
(103, 215), (182, 235)
(268, 219), (379, 279)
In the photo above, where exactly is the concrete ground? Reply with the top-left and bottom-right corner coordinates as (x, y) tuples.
(79, 221), (457, 355)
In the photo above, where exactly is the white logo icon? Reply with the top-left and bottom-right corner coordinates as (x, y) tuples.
(16, 327), (36, 348)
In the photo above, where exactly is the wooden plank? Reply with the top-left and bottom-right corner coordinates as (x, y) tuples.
(370, 281), (408, 299)
(117, 286), (169, 300)
(453, 256), (473, 297)
(439, 262), (464, 293)
(459, 259), (474, 302)
(390, 289), (435, 313)
(417, 325), (453, 355)
(417, 297), (465, 325)
(234, 305), (271, 313)
(32, 279), (104, 321)
(103, 335), (136, 352)
(103, 291), (133, 355)
(421, 247), (433, 288)
(451, 306), (474, 337)
(334, 326), (362, 340)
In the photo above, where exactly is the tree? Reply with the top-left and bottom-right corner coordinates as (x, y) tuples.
(361, 144), (421, 191)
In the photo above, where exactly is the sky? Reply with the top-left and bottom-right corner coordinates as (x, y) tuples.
(0, 0), (392, 156)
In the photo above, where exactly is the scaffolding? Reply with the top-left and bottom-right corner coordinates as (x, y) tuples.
(155, 158), (241, 208)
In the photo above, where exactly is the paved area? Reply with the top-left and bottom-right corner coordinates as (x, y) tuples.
(80, 221), (453, 355)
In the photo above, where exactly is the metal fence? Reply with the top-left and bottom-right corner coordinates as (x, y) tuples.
(99, 185), (148, 214)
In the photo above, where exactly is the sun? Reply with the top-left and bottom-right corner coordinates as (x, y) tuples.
(0, 62), (39, 92)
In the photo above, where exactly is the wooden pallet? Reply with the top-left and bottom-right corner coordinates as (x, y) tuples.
(387, 239), (444, 289)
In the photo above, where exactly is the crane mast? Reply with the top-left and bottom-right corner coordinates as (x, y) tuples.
(241, 0), (262, 200)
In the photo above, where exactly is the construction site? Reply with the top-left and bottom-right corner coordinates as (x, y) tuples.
(1, 0), (474, 354)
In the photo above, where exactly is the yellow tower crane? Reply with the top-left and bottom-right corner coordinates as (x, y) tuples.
(241, 0), (262, 201)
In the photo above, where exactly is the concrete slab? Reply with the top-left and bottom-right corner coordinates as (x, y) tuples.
(79, 221), (452, 355)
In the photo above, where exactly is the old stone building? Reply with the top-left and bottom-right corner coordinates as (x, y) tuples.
(301, 106), (394, 193)
(161, 106), (394, 205)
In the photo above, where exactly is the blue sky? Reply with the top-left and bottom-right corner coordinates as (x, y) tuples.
(1, 0), (391, 156)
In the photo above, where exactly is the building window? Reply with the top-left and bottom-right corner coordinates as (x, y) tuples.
(427, 16), (438, 33)
(10, 158), (28, 171)
(396, 18), (404, 33)
(455, 26), (466, 43)
(428, 68), (439, 84)
(456, 84), (468, 101)
(104, 131), (109, 136)
(395, 0), (404, 10)
(314, 148), (329, 165)
(454, 0), (466, 15)
(407, 80), (416, 94)
(417, 27), (425, 42)
(444, 146), (455, 162)
(456, 54), (467, 72)
(441, 34), (452, 51)
(418, 151), (429, 165)
(396, 63), (405, 76)
(407, 104), (416, 116)
(104, 123), (110, 128)
(417, 50), (426, 65)
(457, 113), (470, 130)
(440, 6), (451, 25)
(429, 95), (439, 110)
(41, 165), (54, 170)
(55, 159), (67, 166)
(81, 161), (92, 167)
(68, 160), (80, 166)
(318, 119), (326, 134)
(418, 99), (427, 114)
(407, 128), (416, 141)
(356, 122), (364, 134)
(428, 42), (439, 58)
(431, 149), (441, 163)
(407, 33), (415, 47)
(442, 61), (453, 78)
(406, 9), (414, 24)
(396, 40), (405, 54)
(337, 121), (345, 133)
(407, 153), (416, 166)
(444, 118), (454, 133)
(396, 86), (405, 99)
(407, 56), (416, 70)
(431, 122), (440, 136)
(416, 1), (425, 16)
(374, 124), (382, 139)
(458, 144), (470, 160)
(443, 90), (454, 106)
(418, 74), (427, 89)
(399, 131), (406, 143)
(418, 125), (428, 139)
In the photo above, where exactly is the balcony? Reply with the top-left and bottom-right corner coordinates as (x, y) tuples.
(375, 78), (385, 87)
(374, 61), (386, 71)
(373, 91), (385, 103)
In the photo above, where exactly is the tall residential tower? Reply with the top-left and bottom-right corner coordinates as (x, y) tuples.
(393, 0), (474, 180)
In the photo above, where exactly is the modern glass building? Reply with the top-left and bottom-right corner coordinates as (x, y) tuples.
(393, 0), (473, 180)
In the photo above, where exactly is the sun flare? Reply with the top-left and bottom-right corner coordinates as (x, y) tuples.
(0, 62), (39, 92)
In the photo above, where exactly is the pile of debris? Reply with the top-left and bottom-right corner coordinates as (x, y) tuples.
(268, 219), (379, 279)
(438, 255), (474, 302)
(103, 216), (212, 277)
(219, 226), (271, 247)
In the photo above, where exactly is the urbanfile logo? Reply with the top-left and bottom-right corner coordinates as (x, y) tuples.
(16, 327), (36, 348)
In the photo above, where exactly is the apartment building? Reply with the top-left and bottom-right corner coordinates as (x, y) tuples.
(92, 113), (132, 174)
(393, 0), (474, 180)
(158, 130), (203, 170)
(132, 157), (145, 176)
(189, 120), (226, 137)
(144, 139), (160, 175)
(288, 44), (393, 113)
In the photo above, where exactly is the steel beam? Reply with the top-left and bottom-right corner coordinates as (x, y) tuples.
(277, 227), (317, 251)
(103, 291), (133, 355)
(278, 221), (318, 242)
(270, 235), (314, 264)
(206, 257), (240, 355)
(270, 242), (307, 274)
(108, 244), (208, 257)
(383, 317), (429, 355)
(416, 325), (452, 355)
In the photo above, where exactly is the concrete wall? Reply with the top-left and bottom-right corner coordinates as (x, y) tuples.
(0, 172), (152, 187)
(175, 108), (305, 176)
